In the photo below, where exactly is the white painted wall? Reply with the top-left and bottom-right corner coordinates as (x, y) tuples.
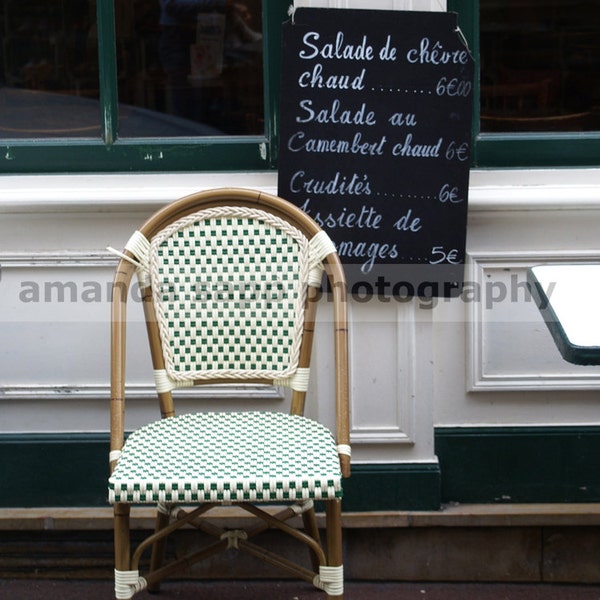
(3, 168), (600, 466)
(437, 169), (600, 428)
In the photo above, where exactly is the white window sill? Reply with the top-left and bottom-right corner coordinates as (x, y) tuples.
(1, 168), (600, 213)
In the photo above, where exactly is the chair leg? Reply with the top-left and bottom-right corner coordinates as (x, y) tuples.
(147, 506), (171, 593)
(114, 503), (132, 600)
(325, 499), (344, 600)
(114, 503), (131, 571)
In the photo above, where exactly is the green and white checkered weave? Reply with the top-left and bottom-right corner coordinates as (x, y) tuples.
(108, 411), (342, 504)
(150, 207), (309, 382)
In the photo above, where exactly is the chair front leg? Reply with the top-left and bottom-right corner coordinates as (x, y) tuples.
(114, 503), (131, 573)
(114, 503), (132, 599)
(324, 499), (344, 600)
(114, 503), (147, 599)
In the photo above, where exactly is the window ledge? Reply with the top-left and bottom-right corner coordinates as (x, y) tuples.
(0, 172), (279, 214)
(0, 169), (599, 213)
(469, 168), (600, 212)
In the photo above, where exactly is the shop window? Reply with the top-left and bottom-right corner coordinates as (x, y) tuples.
(450, 0), (600, 167)
(0, 0), (284, 172)
(115, 0), (264, 138)
(0, 0), (102, 138)
(480, 0), (600, 133)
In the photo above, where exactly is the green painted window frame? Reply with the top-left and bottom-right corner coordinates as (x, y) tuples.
(449, 0), (600, 168)
(0, 0), (289, 174)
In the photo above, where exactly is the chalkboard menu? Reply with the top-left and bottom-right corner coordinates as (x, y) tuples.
(278, 8), (474, 297)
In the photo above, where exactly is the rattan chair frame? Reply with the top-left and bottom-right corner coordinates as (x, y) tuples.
(109, 188), (349, 599)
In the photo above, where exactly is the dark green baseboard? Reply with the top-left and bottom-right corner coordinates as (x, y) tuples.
(0, 433), (440, 510)
(342, 463), (441, 511)
(0, 434), (110, 508)
(436, 426), (600, 504)
(2, 426), (600, 510)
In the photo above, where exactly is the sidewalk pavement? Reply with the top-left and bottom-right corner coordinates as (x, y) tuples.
(2, 580), (600, 600)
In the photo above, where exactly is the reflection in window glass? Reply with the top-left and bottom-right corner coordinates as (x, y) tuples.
(115, 0), (264, 138)
(480, 0), (600, 133)
(0, 0), (100, 139)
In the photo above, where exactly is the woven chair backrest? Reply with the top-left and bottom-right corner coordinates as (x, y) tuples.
(149, 206), (310, 383)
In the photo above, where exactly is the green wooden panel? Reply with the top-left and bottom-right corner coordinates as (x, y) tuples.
(342, 463), (441, 512)
(475, 134), (600, 168)
(6, 426), (600, 509)
(436, 426), (600, 504)
(0, 434), (110, 508)
(1, 138), (270, 174)
(0, 434), (440, 510)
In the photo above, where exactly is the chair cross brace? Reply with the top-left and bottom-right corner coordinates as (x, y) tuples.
(128, 501), (333, 594)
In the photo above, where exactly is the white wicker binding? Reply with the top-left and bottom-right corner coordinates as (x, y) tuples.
(314, 565), (344, 596)
(114, 569), (147, 600)
(308, 230), (337, 287)
(273, 367), (310, 392)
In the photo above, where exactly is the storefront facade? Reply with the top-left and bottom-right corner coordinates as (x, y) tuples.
(1, 0), (600, 515)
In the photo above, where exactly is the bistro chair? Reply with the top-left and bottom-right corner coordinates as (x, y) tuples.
(108, 188), (350, 599)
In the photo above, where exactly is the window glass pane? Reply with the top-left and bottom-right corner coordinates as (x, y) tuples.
(480, 0), (600, 133)
(115, 0), (264, 138)
(0, 0), (100, 139)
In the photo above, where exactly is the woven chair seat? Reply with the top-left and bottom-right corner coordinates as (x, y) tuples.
(109, 411), (343, 504)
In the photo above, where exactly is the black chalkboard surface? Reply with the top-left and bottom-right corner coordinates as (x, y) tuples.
(277, 8), (474, 297)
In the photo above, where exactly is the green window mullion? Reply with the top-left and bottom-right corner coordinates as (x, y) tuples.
(263, 0), (290, 168)
(96, 0), (119, 145)
(447, 0), (479, 167)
